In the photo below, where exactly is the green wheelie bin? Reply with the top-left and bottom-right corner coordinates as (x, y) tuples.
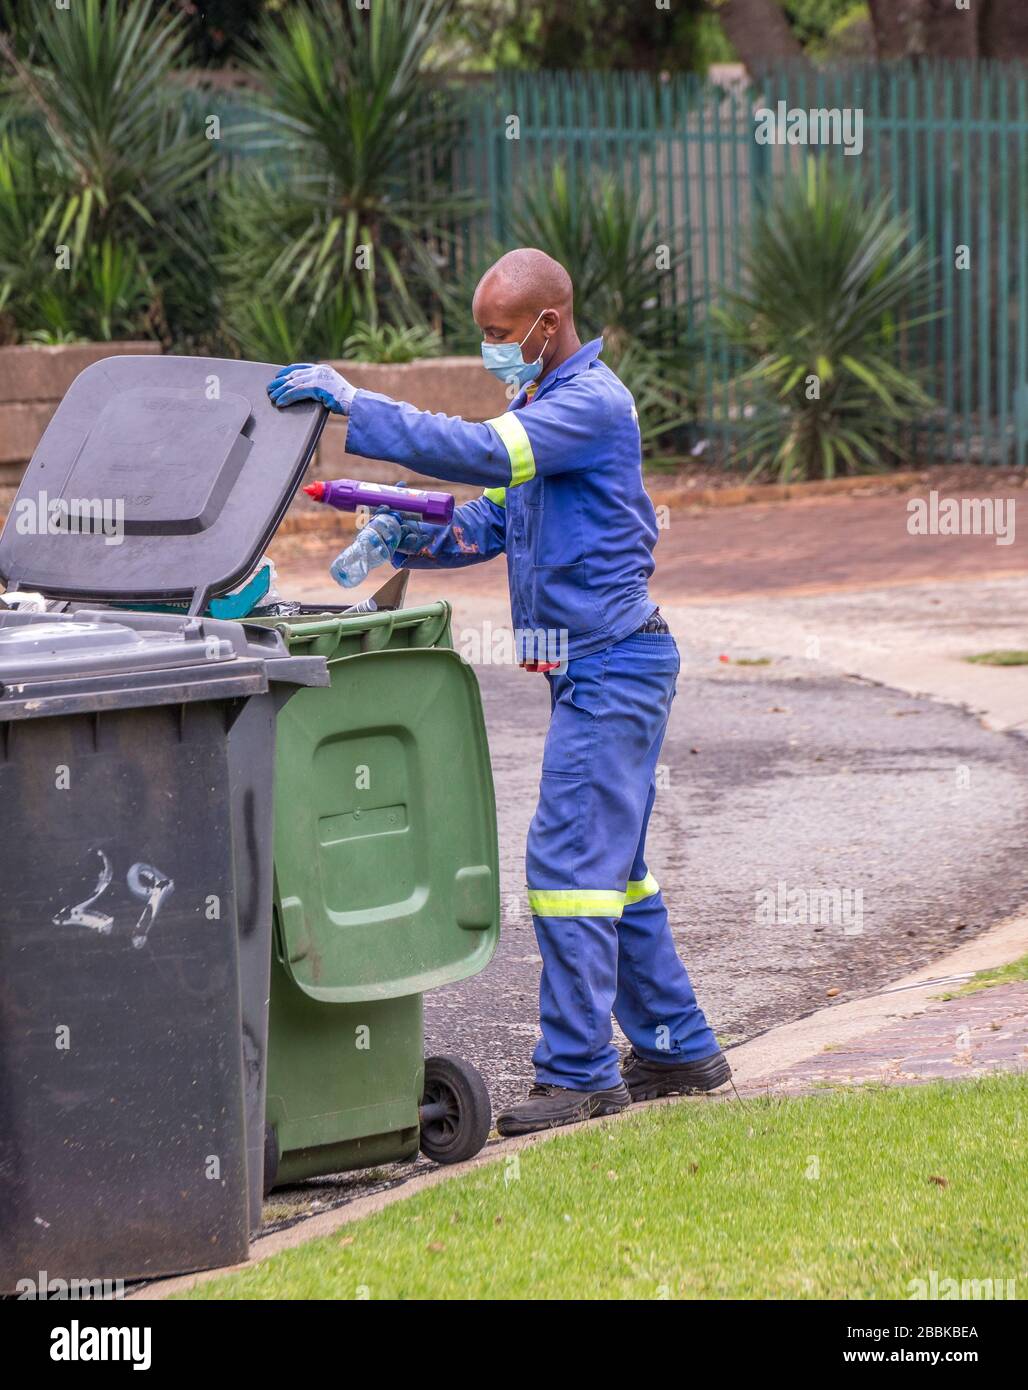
(252, 597), (500, 1188)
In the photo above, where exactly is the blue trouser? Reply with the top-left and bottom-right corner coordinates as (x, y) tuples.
(527, 630), (720, 1091)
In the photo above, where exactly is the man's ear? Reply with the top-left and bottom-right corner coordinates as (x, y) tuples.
(540, 308), (561, 337)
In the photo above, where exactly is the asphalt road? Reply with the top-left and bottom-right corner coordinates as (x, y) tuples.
(425, 650), (1028, 1116)
(261, 491), (1028, 1221)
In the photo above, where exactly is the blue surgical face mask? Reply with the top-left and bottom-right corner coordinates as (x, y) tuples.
(480, 311), (548, 388)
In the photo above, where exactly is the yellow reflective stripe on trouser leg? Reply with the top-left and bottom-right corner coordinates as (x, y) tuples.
(528, 889), (627, 918)
(624, 873), (660, 904)
(485, 412), (536, 486)
(482, 487), (506, 507)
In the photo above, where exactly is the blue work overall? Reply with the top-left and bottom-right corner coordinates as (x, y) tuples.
(344, 338), (720, 1089)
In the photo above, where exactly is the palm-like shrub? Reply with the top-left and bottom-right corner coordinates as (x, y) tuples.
(510, 163), (683, 359)
(343, 322), (442, 363)
(0, 129), (59, 341)
(455, 162), (697, 461)
(0, 0), (216, 345)
(216, 168), (360, 361)
(28, 236), (153, 343)
(220, 0), (467, 359)
(716, 159), (935, 481)
(0, 131), (153, 344)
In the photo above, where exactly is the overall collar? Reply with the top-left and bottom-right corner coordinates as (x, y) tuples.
(513, 337), (603, 408)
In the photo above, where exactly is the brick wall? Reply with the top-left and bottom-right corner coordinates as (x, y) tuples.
(0, 343), (164, 491)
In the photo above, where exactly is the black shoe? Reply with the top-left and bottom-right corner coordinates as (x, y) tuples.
(496, 1081), (631, 1137)
(620, 1048), (732, 1102)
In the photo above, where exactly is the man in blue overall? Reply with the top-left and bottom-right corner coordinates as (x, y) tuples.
(269, 248), (730, 1136)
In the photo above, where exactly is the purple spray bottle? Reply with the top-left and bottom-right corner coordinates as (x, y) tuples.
(303, 479), (454, 524)
(304, 478), (455, 590)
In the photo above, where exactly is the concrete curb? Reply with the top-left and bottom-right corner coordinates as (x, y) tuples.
(727, 910), (1028, 1088)
(130, 906), (1028, 1300)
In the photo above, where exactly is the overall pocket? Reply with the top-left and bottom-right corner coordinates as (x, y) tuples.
(530, 561), (607, 637)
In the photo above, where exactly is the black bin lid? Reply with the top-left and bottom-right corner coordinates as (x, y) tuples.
(0, 356), (326, 613)
(0, 607), (329, 721)
(0, 611), (263, 719)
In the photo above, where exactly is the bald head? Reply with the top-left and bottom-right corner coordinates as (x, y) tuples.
(475, 248), (573, 317)
(473, 247), (579, 385)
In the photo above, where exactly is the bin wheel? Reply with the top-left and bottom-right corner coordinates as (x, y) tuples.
(263, 1124), (279, 1196)
(419, 1055), (491, 1165)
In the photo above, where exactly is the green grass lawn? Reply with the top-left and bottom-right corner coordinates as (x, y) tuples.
(965, 650), (1028, 666)
(181, 1076), (1026, 1300)
(948, 955), (1028, 997)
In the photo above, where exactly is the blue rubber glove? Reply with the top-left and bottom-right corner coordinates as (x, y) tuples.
(373, 504), (425, 555)
(267, 362), (356, 415)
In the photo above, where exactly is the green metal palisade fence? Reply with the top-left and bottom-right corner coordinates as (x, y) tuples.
(446, 62), (1028, 467)
(219, 63), (1028, 468)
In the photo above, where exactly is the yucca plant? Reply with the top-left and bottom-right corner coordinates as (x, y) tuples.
(23, 326), (83, 345)
(0, 128), (62, 341)
(19, 243), (150, 345)
(217, 167), (360, 360)
(715, 158), (935, 481)
(76, 237), (154, 340)
(220, 0), (469, 358)
(343, 321), (442, 363)
(458, 162), (698, 460)
(0, 0), (46, 62)
(5, 0), (210, 254)
(226, 290), (359, 367)
(0, 0), (216, 344)
(510, 162), (685, 358)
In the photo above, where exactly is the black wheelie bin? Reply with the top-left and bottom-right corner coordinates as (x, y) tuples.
(0, 354), (500, 1284)
(0, 358), (330, 1286)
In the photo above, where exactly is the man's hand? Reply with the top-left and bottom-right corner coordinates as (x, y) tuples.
(267, 363), (356, 415)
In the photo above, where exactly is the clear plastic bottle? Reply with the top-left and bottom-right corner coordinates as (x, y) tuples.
(329, 514), (402, 589)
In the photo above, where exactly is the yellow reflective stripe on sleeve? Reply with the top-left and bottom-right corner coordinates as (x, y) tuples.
(483, 487), (506, 508)
(528, 888), (626, 918)
(625, 873), (660, 904)
(485, 411), (536, 487)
